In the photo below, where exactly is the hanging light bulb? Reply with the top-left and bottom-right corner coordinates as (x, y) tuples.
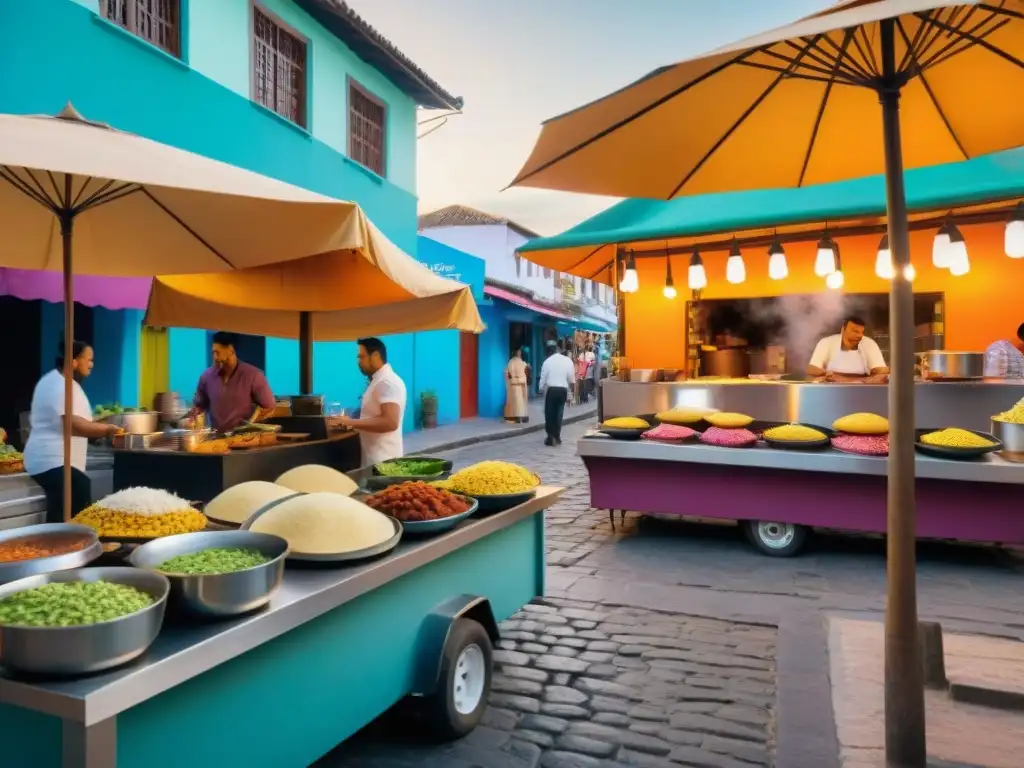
(767, 235), (788, 280)
(663, 252), (677, 299)
(1006, 202), (1024, 259)
(726, 239), (746, 284)
(825, 242), (844, 289)
(903, 263), (916, 281)
(619, 250), (639, 293)
(688, 249), (707, 290)
(932, 220), (952, 268)
(874, 234), (894, 279)
(947, 224), (970, 276)
(814, 231), (837, 276)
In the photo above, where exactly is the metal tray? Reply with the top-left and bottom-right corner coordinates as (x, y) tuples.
(469, 488), (538, 515)
(0, 524), (103, 585)
(914, 429), (1003, 460)
(761, 423), (834, 450)
(378, 497), (479, 537)
(241, 505), (403, 563)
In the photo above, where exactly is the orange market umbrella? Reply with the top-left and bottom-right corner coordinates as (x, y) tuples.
(510, 1), (1024, 762)
(0, 105), (409, 521)
(145, 213), (485, 389)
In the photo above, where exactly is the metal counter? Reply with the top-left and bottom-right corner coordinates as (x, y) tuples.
(599, 379), (1024, 432)
(578, 438), (1024, 484)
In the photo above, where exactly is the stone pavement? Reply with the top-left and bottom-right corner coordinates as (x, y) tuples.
(321, 420), (1024, 768)
(403, 399), (597, 455)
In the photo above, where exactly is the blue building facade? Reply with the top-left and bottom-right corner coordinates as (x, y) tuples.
(1, 0), (465, 434)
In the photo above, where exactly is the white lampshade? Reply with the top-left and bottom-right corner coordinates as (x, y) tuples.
(688, 251), (707, 290)
(874, 234), (894, 279)
(663, 283), (677, 299)
(1007, 204), (1024, 258)
(726, 241), (745, 284)
(932, 222), (951, 268)
(767, 237), (787, 280)
(620, 252), (639, 293)
(947, 236), (970, 276)
(814, 234), (836, 276)
(825, 269), (845, 290)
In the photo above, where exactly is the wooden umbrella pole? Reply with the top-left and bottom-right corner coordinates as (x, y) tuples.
(61, 201), (75, 523)
(879, 17), (926, 767)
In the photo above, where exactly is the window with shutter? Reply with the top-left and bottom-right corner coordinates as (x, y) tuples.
(103, 0), (181, 57)
(348, 80), (387, 176)
(251, 5), (307, 128)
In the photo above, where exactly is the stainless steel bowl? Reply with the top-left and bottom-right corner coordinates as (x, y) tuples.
(992, 420), (1024, 462)
(924, 351), (985, 380)
(0, 566), (169, 677)
(0, 523), (103, 585)
(128, 530), (288, 617)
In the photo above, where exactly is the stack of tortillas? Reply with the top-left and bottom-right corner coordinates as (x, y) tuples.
(275, 464), (358, 496)
(205, 481), (296, 525)
(249, 493), (394, 554)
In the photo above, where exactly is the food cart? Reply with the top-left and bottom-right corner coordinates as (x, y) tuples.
(0, 480), (559, 768)
(515, 149), (1024, 556)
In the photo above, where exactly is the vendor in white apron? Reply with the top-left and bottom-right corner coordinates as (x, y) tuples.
(807, 315), (889, 382)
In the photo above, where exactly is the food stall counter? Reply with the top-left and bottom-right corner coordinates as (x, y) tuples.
(112, 433), (361, 503)
(0, 487), (560, 768)
(579, 437), (1024, 555)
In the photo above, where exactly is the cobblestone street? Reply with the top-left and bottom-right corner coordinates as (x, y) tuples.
(322, 420), (1024, 768)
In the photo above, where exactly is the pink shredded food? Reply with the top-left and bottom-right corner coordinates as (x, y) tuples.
(699, 426), (758, 448)
(642, 424), (698, 442)
(831, 434), (889, 456)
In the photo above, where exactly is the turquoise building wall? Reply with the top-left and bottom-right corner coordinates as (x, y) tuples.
(1, 0), (449, 432)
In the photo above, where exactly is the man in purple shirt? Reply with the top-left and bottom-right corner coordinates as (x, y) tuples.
(185, 332), (276, 432)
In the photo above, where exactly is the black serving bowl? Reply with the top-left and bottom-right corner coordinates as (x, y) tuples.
(914, 428), (1003, 460)
(761, 423), (834, 450)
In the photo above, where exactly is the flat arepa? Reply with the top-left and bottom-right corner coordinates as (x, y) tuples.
(275, 464), (357, 496)
(206, 481), (298, 524)
(249, 492), (394, 554)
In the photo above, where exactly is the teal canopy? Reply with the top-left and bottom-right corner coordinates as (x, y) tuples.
(519, 146), (1024, 282)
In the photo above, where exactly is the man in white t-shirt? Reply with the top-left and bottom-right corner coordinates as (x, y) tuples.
(328, 337), (407, 466)
(539, 341), (576, 447)
(807, 315), (889, 382)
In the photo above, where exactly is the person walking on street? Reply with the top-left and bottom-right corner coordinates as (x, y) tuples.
(539, 341), (574, 446)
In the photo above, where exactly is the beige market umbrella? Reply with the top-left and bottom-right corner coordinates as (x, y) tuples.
(0, 105), (403, 521)
(510, 1), (1024, 762)
(145, 213), (485, 386)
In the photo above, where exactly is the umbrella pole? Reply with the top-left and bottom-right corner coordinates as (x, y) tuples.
(879, 18), (926, 767)
(61, 204), (75, 523)
(299, 311), (313, 395)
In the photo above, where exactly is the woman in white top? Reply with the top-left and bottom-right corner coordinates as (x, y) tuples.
(24, 341), (121, 522)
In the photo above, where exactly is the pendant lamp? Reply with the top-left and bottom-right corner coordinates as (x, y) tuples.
(726, 239), (746, 284)
(663, 253), (677, 299)
(619, 250), (639, 293)
(825, 242), (844, 289)
(767, 235), (788, 280)
(875, 234), (894, 279)
(815, 231), (837, 276)
(688, 250), (707, 290)
(947, 225), (970, 276)
(1007, 202), (1024, 259)
(932, 220), (952, 268)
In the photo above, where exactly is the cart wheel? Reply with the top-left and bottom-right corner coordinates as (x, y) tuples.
(417, 617), (493, 740)
(743, 520), (808, 557)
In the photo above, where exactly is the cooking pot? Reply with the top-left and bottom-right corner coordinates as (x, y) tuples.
(288, 394), (325, 416)
(924, 351), (984, 380)
(992, 420), (1024, 462)
(700, 349), (751, 379)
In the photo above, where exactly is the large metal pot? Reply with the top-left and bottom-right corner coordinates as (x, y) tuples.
(992, 420), (1024, 463)
(924, 351), (984, 380)
(107, 411), (159, 434)
(700, 348), (751, 379)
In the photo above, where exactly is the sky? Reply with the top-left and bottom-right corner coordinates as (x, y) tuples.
(346, 0), (834, 236)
